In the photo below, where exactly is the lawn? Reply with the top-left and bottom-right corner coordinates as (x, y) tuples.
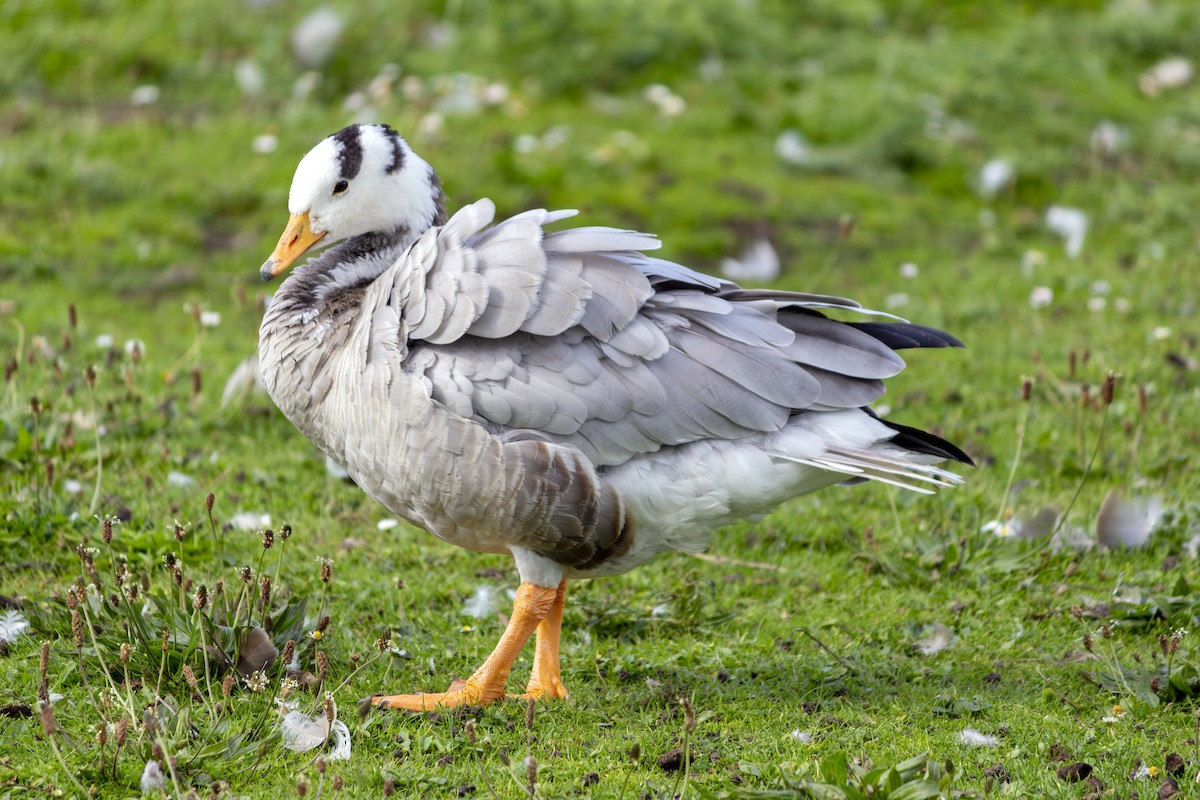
(1, 1), (1199, 797)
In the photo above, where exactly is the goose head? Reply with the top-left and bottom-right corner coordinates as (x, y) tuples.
(261, 123), (445, 281)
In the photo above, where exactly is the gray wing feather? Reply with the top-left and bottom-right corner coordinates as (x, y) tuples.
(390, 200), (910, 467)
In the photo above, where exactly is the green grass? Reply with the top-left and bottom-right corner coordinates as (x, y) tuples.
(2, 0), (1200, 797)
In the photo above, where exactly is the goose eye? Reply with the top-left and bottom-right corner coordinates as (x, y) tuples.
(332, 179), (349, 196)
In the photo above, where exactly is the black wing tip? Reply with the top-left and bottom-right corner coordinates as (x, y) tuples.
(866, 408), (975, 466)
(850, 322), (965, 350)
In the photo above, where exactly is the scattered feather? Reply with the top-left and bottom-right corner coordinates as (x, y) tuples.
(325, 456), (349, 480)
(720, 238), (780, 282)
(221, 354), (266, 407)
(229, 511), (271, 531)
(207, 627), (279, 678)
(774, 129), (810, 165)
(0, 609), (30, 641)
(1052, 524), (1094, 553)
(461, 585), (497, 618)
(279, 697), (351, 760)
(130, 85), (160, 107)
(976, 158), (1014, 198)
(790, 729), (813, 743)
(291, 8), (343, 68)
(140, 760), (166, 793)
(1139, 57), (1193, 96)
(167, 471), (195, 488)
(916, 623), (955, 655)
(959, 728), (998, 747)
(1046, 206), (1089, 258)
(1096, 491), (1163, 549)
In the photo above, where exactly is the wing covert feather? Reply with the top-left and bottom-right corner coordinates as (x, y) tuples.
(386, 201), (932, 466)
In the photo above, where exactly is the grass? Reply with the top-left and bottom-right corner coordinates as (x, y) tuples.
(2, 0), (1200, 797)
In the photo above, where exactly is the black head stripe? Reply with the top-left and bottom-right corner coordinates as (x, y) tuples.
(380, 124), (405, 174)
(330, 125), (364, 181)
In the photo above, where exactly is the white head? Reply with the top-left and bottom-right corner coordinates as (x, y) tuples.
(261, 124), (446, 281)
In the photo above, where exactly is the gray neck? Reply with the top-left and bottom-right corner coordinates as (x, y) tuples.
(267, 227), (413, 324)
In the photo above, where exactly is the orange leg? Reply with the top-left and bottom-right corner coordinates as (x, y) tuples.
(368, 582), (558, 712)
(522, 580), (569, 700)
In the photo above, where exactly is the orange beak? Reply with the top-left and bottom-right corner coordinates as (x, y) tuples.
(260, 211), (326, 281)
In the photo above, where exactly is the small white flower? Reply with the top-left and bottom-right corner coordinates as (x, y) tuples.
(234, 59), (265, 96)
(1046, 206), (1089, 258)
(140, 760), (166, 793)
(899, 263), (919, 279)
(1087, 297), (1107, 312)
(63, 479), (83, 495)
(1152, 326), (1171, 341)
(130, 85), (160, 106)
(1115, 297), (1132, 313)
(199, 310), (221, 328)
(376, 518), (399, 531)
(481, 82), (509, 106)
(245, 670), (269, 693)
(418, 112), (444, 136)
(1029, 286), (1054, 309)
(884, 293), (910, 309)
(774, 129), (810, 166)
(1091, 121), (1129, 155)
(95, 334), (115, 349)
(657, 94), (686, 117)
(1090, 280), (1111, 295)
(252, 134), (278, 154)
(959, 728), (998, 747)
(976, 158), (1014, 198)
(123, 339), (145, 360)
